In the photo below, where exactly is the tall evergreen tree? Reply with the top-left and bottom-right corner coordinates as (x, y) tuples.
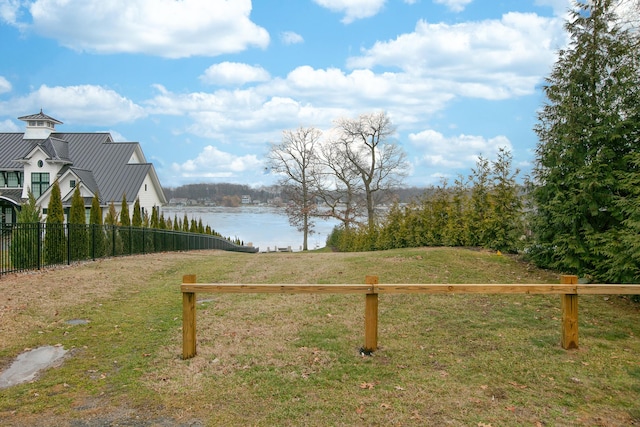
(69, 185), (88, 260)
(531, 0), (640, 280)
(104, 201), (122, 255)
(183, 213), (189, 232)
(150, 206), (159, 229)
(486, 148), (523, 253)
(132, 198), (142, 227)
(44, 181), (66, 265)
(89, 192), (105, 258)
(131, 198), (143, 253)
(10, 189), (42, 269)
(120, 194), (131, 253)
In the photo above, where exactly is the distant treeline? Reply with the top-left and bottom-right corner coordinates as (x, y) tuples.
(163, 182), (427, 205)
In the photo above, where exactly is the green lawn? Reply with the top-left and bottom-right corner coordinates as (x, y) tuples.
(0, 248), (639, 426)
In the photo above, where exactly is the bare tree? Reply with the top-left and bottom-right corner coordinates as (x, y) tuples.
(313, 139), (363, 230)
(267, 127), (321, 251)
(333, 111), (408, 230)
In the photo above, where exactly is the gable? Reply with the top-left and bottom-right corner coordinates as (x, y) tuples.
(0, 130), (166, 213)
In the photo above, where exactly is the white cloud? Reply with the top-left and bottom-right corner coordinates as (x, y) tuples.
(0, 119), (20, 132)
(409, 129), (512, 170)
(19, 0), (269, 58)
(0, 84), (146, 125)
(0, 76), (11, 94)
(434, 0), (473, 13)
(200, 62), (271, 86)
(105, 130), (127, 142)
(347, 12), (566, 99)
(171, 145), (263, 180)
(281, 31), (304, 45)
(313, 0), (386, 24)
(0, 0), (22, 26)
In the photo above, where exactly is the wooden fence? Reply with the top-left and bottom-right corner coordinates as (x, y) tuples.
(180, 274), (640, 360)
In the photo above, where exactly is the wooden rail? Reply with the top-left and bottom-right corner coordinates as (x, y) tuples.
(180, 274), (640, 359)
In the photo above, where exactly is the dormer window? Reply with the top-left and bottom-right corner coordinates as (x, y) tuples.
(37, 160), (44, 168)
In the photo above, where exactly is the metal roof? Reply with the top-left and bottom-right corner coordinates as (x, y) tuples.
(17, 110), (63, 125)
(0, 131), (167, 205)
(0, 189), (23, 205)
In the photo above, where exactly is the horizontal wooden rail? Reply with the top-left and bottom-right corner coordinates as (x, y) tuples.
(181, 282), (640, 295)
(180, 274), (640, 359)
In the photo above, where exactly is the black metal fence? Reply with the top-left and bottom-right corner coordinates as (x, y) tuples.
(0, 222), (258, 276)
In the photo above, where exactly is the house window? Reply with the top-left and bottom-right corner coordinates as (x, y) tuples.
(31, 172), (50, 198)
(37, 160), (44, 168)
(7, 172), (19, 188)
(2, 207), (14, 224)
(70, 180), (76, 188)
(145, 184), (147, 191)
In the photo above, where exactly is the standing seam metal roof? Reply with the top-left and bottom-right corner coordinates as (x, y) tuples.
(0, 131), (166, 205)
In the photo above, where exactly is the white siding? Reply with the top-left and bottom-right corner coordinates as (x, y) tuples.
(136, 173), (164, 214)
(22, 149), (61, 199)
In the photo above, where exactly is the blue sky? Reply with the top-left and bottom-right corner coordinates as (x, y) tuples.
(0, 0), (575, 188)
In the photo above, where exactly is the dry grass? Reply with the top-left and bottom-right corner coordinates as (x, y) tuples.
(0, 248), (639, 426)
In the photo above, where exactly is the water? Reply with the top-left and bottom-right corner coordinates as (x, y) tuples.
(0, 346), (68, 388)
(161, 206), (339, 252)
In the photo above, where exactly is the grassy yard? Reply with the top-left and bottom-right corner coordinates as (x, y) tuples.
(0, 248), (639, 426)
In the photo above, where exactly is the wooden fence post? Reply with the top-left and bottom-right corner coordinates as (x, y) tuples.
(182, 274), (197, 359)
(561, 275), (579, 350)
(364, 275), (379, 353)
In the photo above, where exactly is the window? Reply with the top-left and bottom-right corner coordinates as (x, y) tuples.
(7, 172), (19, 188)
(2, 207), (14, 224)
(70, 180), (76, 188)
(31, 172), (50, 198)
(37, 160), (44, 168)
(145, 184), (148, 191)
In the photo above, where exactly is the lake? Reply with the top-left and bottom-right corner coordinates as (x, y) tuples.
(161, 206), (339, 252)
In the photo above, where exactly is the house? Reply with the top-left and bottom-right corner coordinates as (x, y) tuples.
(0, 110), (167, 223)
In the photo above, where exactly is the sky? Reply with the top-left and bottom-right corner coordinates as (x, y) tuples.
(0, 0), (576, 189)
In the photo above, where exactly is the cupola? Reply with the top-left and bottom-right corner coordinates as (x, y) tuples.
(18, 110), (63, 140)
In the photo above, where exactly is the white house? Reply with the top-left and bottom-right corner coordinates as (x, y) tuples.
(0, 111), (167, 223)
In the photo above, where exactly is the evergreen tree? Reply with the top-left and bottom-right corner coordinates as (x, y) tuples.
(443, 176), (471, 247)
(104, 201), (122, 255)
(89, 192), (105, 258)
(120, 194), (131, 253)
(131, 198), (143, 253)
(486, 148), (523, 253)
(530, 0), (640, 280)
(183, 213), (189, 232)
(150, 206), (159, 229)
(104, 201), (118, 226)
(132, 198), (142, 226)
(468, 156), (492, 247)
(69, 185), (88, 261)
(44, 181), (66, 265)
(10, 189), (42, 269)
